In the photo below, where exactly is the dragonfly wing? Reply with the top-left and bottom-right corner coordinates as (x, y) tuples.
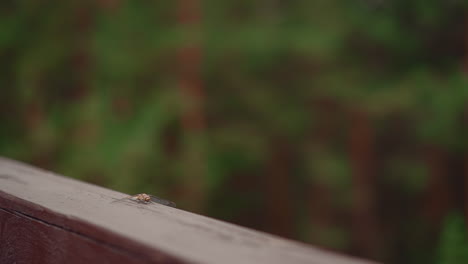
(149, 195), (177, 208)
(110, 196), (135, 204)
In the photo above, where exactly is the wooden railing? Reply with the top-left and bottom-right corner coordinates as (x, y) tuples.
(0, 157), (379, 264)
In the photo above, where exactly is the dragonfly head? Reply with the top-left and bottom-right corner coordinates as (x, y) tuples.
(141, 193), (151, 202)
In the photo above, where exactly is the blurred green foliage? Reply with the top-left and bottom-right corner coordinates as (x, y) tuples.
(438, 213), (468, 264)
(0, 0), (467, 263)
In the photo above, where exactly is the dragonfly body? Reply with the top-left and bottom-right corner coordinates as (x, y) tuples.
(114, 193), (177, 208)
(132, 193), (152, 203)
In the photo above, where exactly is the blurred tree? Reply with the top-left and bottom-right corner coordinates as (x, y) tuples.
(0, 1), (467, 263)
(177, 0), (207, 213)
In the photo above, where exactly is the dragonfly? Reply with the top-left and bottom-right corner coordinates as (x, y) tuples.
(113, 193), (176, 208)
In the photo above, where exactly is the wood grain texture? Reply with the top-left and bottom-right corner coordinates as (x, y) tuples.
(0, 157), (380, 264)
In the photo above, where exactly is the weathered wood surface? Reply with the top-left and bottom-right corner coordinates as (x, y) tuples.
(0, 157), (379, 264)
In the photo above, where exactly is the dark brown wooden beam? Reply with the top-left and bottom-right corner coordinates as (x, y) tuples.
(0, 157), (379, 264)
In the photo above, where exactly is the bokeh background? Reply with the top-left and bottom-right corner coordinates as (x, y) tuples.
(1, 1), (467, 263)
